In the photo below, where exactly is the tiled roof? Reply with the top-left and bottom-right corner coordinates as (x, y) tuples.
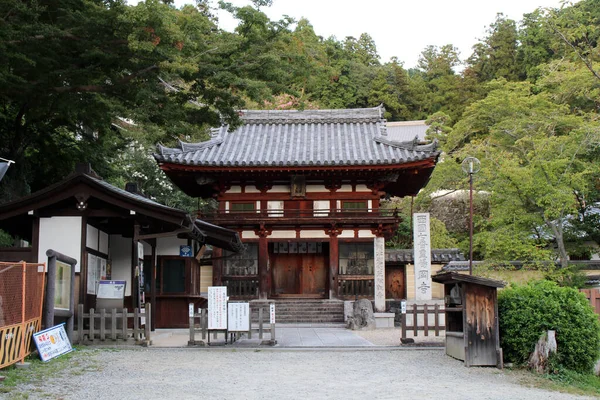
(155, 106), (438, 168)
(385, 248), (465, 264)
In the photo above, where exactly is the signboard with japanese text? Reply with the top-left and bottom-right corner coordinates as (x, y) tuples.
(413, 213), (432, 300)
(270, 304), (276, 324)
(96, 280), (126, 299)
(208, 286), (227, 330)
(33, 323), (73, 362)
(227, 303), (250, 332)
(180, 245), (192, 257)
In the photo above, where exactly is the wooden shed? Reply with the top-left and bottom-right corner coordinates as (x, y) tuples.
(432, 272), (504, 368)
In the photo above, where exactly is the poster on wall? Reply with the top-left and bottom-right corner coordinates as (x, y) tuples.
(96, 280), (126, 299)
(413, 213), (432, 300)
(208, 286), (227, 330)
(33, 323), (73, 362)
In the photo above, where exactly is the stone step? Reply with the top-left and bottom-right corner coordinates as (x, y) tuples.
(248, 299), (345, 324)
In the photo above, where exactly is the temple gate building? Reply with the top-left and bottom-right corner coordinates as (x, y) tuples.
(155, 106), (439, 314)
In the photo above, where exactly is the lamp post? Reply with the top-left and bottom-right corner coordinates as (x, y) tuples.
(461, 157), (480, 275)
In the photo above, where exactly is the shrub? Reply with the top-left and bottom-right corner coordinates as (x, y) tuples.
(498, 280), (600, 373)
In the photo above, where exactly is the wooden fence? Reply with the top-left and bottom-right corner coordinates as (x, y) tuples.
(188, 304), (275, 346)
(581, 288), (600, 317)
(400, 303), (445, 341)
(76, 304), (151, 345)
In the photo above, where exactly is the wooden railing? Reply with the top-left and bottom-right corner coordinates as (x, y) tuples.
(400, 303), (445, 340)
(223, 276), (259, 299)
(581, 288), (600, 318)
(188, 303), (276, 346)
(199, 208), (399, 226)
(338, 275), (374, 299)
(76, 304), (151, 345)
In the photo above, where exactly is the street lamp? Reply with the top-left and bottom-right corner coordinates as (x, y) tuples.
(461, 157), (481, 275)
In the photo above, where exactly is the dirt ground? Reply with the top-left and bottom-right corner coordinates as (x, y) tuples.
(7, 347), (593, 400)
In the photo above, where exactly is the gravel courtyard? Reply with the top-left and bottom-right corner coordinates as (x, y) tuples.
(8, 347), (592, 400)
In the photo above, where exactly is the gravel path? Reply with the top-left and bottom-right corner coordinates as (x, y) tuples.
(7, 348), (591, 400)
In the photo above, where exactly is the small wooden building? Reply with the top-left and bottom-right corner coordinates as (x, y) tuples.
(0, 164), (243, 328)
(432, 272), (504, 368)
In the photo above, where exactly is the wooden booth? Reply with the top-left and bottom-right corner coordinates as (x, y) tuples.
(155, 106), (440, 316)
(0, 164), (243, 329)
(432, 272), (504, 368)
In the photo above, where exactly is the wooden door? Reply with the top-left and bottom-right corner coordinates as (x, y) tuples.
(300, 254), (327, 296)
(385, 266), (406, 299)
(271, 253), (301, 295)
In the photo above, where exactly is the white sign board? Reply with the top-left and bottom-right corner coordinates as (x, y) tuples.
(227, 303), (250, 332)
(96, 280), (126, 299)
(33, 323), (73, 362)
(401, 300), (407, 314)
(189, 303), (194, 318)
(413, 213), (432, 300)
(208, 286), (227, 330)
(270, 304), (276, 324)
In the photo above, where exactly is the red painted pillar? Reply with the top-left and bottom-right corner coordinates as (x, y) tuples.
(329, 233), (339, 299)
(213, 247), (223, 286)
(258, 233), (269, 299)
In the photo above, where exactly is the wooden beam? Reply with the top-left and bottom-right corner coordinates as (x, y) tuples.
(136, 228), (190, 241)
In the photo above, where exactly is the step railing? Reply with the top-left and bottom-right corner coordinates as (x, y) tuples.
(76, 304), (151, 345)
(338, 275), (374, 299)
(188, 303), (275, 346)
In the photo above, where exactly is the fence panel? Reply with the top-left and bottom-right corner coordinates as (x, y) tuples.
(0, 262), (45, 369)
(581, 289), (600, 317)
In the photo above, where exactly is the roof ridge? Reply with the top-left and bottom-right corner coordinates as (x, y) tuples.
(239, 106), (384, 125)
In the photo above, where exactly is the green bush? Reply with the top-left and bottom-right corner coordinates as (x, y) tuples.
(498, 280), (600, 373)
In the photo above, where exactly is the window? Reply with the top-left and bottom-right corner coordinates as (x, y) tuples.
(339, 243), (374, 275)
(161, 259), (186, 293)
(342, 201), (367, 211)
(54, 261), (71, 310)
(224, 243), (258, 275)
(230, 202), (256, 212)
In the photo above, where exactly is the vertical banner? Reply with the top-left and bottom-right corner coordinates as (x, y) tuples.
(208, 286), (227, 330)
(413, 213), (432, 300)
(373, 236), (386, 312)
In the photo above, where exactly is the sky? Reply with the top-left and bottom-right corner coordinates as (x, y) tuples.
(162, 0), (570, 69)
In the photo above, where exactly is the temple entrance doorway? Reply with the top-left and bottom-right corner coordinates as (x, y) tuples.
(270, 242), (328, 298)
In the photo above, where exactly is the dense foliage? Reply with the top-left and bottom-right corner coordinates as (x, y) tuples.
(498, 280), (600, 373)
(0, 0), (599, 259)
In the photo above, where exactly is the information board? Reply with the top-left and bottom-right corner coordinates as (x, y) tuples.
(208, 286), (227, 330)
(33, 323), (73, 362)
(227, 303), (250, 332)
(413, 213), (432, 300)
(96, 280), (126, 299)
(270, 304), (276, 324)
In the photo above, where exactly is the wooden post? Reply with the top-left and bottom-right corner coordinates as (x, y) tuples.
(401, 313), (407, 341)
(258, 234), (269, 299)
(270, 323), (276, 344)
(19, 262), (26, 363)
(100, 309), (106, 341)
(145, 303), (151, 344)
(134, 308), (140, 341)
(150, 240), (157, 332)
(413, 304), (418, 336)
(121, 308), (127, 341)
(77, 304), (84, 344)
(201, 309), (207, 340)
(423, 304), (429, 336)
(248, 308), (252, 339)
(189, 303), (195, 345)
(259, 307), (264, 339)
(329, 235), (339, 299)
(434, 304), (440, 336)
(213, 248), (223, 286)
(89, 308), (95, 343)
(111, 309), (117, 341)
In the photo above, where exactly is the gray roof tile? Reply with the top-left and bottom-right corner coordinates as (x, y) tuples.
(155, 106), (438, 167)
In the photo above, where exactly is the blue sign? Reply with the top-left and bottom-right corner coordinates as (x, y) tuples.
(33, 323), (73, 362)
(180, 245), (192, 257)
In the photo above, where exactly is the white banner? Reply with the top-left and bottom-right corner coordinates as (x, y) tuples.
(270, 304), (276, 324)
(33, 324), (73, 362)
(227, 303), (250, 332)
(208, 286), (227, 330)
(413, 213), (432, 300)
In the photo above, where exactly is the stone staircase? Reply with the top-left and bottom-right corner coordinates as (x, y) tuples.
(250, 299), (345, 324)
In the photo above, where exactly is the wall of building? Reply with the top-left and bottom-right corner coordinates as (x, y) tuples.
(156, 237), (188, 256)
(38, 217), (82, 272)
(406, 263), (445, 300)
(109, 235), (132, 296)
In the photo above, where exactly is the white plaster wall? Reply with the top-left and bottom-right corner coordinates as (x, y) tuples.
(86, 225), (98, 250)
(356, 184), (370, 192)
(313, 200), (329, 217)
(268, 185), (289, 193)
(299, 230), (330, 239)
(338, 184), (353, 192)
(99, 231), (109, 254)
(306, 185), (326, 193)
(267, 201), (284, 217)
(38, 217), (82, 272)
(358, 230), (375, 238)
(338, 230), (354, 238)
(226, 186), (242, 194)
(109, 235), (132, 296)
(270, 230), (297, 239)
(157, 236), (188, 256)
(242, 231), (259, 239)
(245, 185), (260, 193)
